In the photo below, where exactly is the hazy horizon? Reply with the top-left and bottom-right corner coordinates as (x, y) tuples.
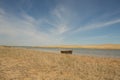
(0, 0), (120, 46)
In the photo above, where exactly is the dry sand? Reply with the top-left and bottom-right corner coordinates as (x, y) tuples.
(0, 46), (120, 80)
(42, 44), (120, 50)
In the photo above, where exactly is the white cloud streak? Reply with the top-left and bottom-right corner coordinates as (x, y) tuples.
(47, 5), (72, 35)
(74, 19), (120, 33)
(0, 8), (64, 46)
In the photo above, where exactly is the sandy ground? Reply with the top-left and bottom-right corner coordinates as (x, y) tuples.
(41, 44), (120, 50)
(0, 46), (120, 80)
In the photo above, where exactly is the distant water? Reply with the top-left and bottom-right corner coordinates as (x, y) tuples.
(13, 46), (120, 58)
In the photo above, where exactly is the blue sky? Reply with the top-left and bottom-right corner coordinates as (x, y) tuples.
(0, 0), (120, 46)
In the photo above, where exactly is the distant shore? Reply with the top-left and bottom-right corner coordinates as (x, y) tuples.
(1, 44), (120, 50)
(38, 44), (120, 50)
(0, 46), (120, 80)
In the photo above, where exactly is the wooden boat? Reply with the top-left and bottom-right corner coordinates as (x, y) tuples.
(61, 50), (72, 54)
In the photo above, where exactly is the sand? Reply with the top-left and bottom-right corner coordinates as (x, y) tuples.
(41, 44), (120, 50)
(0, 46), (120, 80)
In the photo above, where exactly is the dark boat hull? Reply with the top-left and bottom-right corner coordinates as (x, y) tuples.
(61, 50), (72, 54)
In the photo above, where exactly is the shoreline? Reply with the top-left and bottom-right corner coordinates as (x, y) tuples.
(1, 44), (120, 50)
(39, 44), (120, 50)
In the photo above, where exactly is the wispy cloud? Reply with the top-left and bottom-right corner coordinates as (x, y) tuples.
(74, 19), (120, 33)
(0, 8), (5, 15)
(0, 8), (64, 46)
(46, 5), (72, 35)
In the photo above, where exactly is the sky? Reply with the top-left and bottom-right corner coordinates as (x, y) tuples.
(0, 0), (120, 46)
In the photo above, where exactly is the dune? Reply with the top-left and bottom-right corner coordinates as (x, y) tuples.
(0, 47), (120, 80)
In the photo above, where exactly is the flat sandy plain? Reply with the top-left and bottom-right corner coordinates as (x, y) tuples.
(0, 46), (120, 80)
(41, 44), (120, 50)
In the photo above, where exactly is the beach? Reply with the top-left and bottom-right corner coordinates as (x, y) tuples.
(0, 46), (120, 80)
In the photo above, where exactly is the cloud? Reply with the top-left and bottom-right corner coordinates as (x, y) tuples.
(0, 8), (5, 15)
(74, 19), (120, 33)
(0, 8), (64, 46)
(47, 5), (72, 35)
